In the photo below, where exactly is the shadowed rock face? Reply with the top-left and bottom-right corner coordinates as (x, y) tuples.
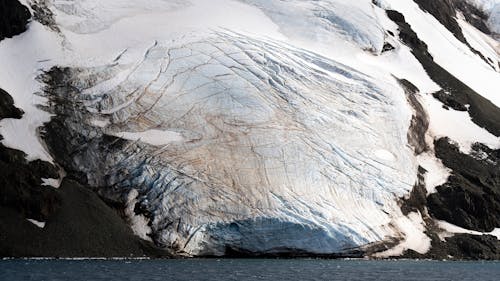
(0, 180), (167, 258)
(428, 138), (500, 233)
(0, 0), (31, 41)
(405, 232), (500, 260)
(0, 88), (167, 258)
(0, 88), (23, 119)
(0, 88), (60, 223)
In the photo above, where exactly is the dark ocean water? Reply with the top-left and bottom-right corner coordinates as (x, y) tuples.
(1, 259), (499, 281)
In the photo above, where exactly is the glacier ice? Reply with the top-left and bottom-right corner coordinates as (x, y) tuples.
(239, 0), (386, 53)
(4, 0), (498, 257)
(42, 31), (417, 255)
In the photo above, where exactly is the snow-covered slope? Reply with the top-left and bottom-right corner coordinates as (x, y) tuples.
(0, 0), (499, 257)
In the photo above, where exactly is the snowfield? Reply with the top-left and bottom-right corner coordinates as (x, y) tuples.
(0, 0), (499, 256)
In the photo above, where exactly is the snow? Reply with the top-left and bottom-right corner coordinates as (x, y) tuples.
(437, 220), (500, 240)
(468, 0), (500, 11)
(374, 149), (396, 162)
(416, 153), (450, 194)
(125, 189), (152, 242)
(0, 23), (64, 162)
(375, 212), (431, 257)
(239, 0), (385, 53)
(110, 130), (184, 146)
(421, 93), (500, 153)
(389, 0), (500, 108)
(41, 178), (62, 188)
(27, 218), (46, 228)
(458, 18), (499, 71)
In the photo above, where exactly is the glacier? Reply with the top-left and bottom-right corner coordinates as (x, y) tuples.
(0, 0), (499, 257)
(41, 32), (417, 255)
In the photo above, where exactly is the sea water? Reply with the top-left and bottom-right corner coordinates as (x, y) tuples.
(1, 259), (499, 281)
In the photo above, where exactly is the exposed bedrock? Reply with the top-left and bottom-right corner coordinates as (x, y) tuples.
(39, 32), (418, 256)
(397, 79), (429, 155)
(405, 232), (500, 260)
(0, 88), (165, 258)
(0, 88), (23, 119)
(0, 88), (60, 223)
(428, 138), (500, 232)
(0, 0), (31, 41)
(0, 180), (168, 258)
(398, 137), (500, 259)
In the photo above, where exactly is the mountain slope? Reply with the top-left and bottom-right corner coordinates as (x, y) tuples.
(0, 0), (499, 259)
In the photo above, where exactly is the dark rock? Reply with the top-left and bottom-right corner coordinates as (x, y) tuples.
(382, 42), (395, 52)
(0, 88), (23, 119)
(432, 90), (468, 111)
(441, 234), (500, 260)
(405, 231), (500, 260)
(0, 0), (31, 41)
(0, 179), (169, 258)
(386, 10), (432, 58)
(0, 85), (168, 258)
(401, 166), (428, 215)
(398, 79), (429, 154)
(29, 0), (60, 33)
(386, 9), (500, 137)
(453, 0), (491, 35)
(0, 88), (60, 222)
(427, 138), (500, 232)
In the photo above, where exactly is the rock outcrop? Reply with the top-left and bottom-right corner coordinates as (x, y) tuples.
(0, 0), (31, 41)
(0, 88), (168, 258)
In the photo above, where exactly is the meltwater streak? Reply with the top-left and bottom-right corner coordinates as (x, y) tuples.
(1, 259), (500, 281)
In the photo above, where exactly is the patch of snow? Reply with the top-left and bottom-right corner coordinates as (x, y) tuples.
(416, 153), (450, 194)
(110, 129), (184, 146)
(0, 22), (65, 162)
(375, 212), (431, 257)
(90, 118), (111, 128)
(421, 93), (500, 153)
(41, 178), (62, 188)
(125, 189), (152, 242)
(27, 218), (46, 228)
(52, 0), (189, 34)
(467, 0), (500, 11)
(458, 18), (499, 71)
(437, 220), (500, 240)
(239, 0), (385, 53)
(374, 149), (396, 162)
